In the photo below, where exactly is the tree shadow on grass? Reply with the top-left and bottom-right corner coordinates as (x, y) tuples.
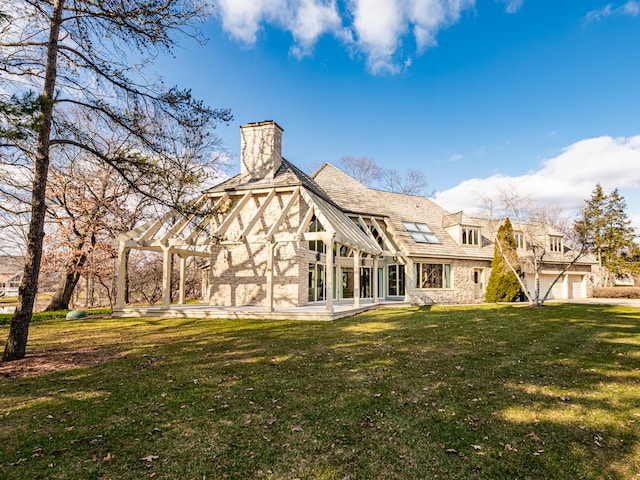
(1, 304), (639, 479)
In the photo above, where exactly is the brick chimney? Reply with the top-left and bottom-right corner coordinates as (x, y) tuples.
(240, 121), (283, 179)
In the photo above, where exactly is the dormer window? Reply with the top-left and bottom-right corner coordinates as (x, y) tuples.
(549, 236), (563, 252)
(461, 227), (480, 246)
(402, 221), (440, 244)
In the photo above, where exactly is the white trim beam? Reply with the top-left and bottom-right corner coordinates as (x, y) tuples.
(267, 187), (300, 240)
(239, 189), (277, 240)
(213, 191), (253, 239)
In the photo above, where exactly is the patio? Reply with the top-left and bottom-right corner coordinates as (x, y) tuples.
(111, 298), (411, 321)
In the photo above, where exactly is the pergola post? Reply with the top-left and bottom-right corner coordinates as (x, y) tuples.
(115, 242), (128, 310)
(178, 256), (187, 305)
(405, 258), (414, 301)
(325, 237), (334, 314)
(161, 246), (173, 309)
(266, 241), (275, 312)
(372, 256), (379, 303)
(353, 249), (361, 308)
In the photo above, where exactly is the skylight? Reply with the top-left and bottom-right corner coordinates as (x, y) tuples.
(402, 221), (440, 244)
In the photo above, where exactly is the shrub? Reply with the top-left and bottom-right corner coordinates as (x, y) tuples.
(592, 287), (640, 299)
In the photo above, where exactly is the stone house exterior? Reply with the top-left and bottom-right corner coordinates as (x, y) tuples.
(112, 120), (595, 315)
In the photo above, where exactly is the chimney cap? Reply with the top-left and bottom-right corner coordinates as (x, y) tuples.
(241, 120), (284, 131)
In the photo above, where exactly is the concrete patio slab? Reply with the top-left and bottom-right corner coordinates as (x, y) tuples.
(112, 299), (412, 321)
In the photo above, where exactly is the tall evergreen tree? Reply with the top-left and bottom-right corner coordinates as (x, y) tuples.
(485, 218), (524, 302)
(576, 185), (637, 286)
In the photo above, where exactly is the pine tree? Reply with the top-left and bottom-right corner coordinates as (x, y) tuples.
(485, 219), (524, 302)
(576, 185), (637, 286)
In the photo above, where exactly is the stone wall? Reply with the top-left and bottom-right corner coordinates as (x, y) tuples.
(208, 190), (308, 307)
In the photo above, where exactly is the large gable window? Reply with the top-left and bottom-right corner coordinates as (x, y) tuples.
(308, 215), (326, 254)
(402, 221), (440, 244)
(414, 263), (451, 289)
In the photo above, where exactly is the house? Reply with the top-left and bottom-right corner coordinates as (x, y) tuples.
(112, 120), (594, 317)
(0, 256), (23, 298)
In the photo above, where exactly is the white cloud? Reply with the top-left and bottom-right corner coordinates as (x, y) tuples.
(216, 0), (342, 57)
(585, 1), (640, 23)
(289, 0), (344, 57)
(496, 0), (524, 14)
(215, 0), (476, 74)
(434, 135), (640, 224)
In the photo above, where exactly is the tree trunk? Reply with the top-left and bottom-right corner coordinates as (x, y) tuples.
(44, 263), (83, 311)
(3, 0), (64, 362)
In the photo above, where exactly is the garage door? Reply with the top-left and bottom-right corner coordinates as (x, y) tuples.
(537, 274), (565, 300)
(569, 275), (586, 299)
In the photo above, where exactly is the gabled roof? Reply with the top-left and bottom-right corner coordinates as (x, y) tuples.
(311, 163), (596, 266)
(207, 158), (337, 207)
(312, 163), (495, 259)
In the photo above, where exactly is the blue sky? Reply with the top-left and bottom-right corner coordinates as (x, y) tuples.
(156, 0), (640, 227)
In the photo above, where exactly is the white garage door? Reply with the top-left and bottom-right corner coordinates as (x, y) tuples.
(569, 275), (586, 299)
(536, 274), (565, 300)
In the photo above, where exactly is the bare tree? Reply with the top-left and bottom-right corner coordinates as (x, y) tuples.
(380, 168), (431, 196)
(337, 156), (382, 186)
(1, 0), (231, 361)
(482, 188), (591, 306)
(336, 156), (431, 196)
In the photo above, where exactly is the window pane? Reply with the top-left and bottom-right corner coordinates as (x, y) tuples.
(402, 221), (418, 232)
(424, 234), (440, 244)
(416, 223), (432, 233)
(410, 232), (427, 243)
(388, 265), (397, 296)
(444, 264), (451, 288)
(420, 264), (443, 288)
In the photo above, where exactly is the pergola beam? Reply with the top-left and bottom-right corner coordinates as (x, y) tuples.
(160, 196), (208, 243)
(238, 189), (276, 240)
(213, 191), (253, 240)
(370, 217), (398, 255)
(267, 187), (300, 240)
(296, 205), (316, 239)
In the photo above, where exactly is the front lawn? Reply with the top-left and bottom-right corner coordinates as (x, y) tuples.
(1, 304), (639, 479)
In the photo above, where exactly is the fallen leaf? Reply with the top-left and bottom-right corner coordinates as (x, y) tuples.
(103, 452), (115, 462)
(140, 455), (159, 462)
(525, 431), (541, 443)
(471, 444), (482, 450)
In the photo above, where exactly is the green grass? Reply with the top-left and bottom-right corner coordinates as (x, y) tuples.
(0, 308), (112, 326)
(1, 304), (639, 479)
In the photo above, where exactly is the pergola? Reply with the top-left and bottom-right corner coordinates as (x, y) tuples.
(112, 185), (387, 315)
